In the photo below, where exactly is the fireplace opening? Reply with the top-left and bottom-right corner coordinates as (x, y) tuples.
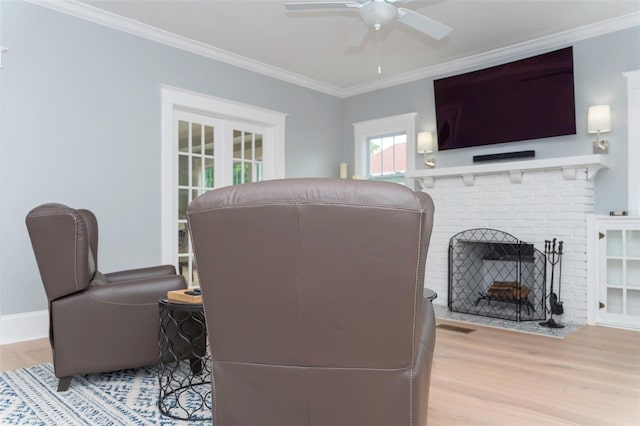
(448, 228), (546, 322)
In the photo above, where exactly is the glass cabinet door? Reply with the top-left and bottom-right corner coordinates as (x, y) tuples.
(599, 222), (640, 329)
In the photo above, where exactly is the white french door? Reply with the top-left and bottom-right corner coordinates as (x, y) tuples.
(161, 87), (286, 287)
(175, 111), (221, 286)
(172, 112), (270, 287)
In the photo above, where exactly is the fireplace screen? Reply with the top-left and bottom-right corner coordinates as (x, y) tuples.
(448, 228), (546, 321)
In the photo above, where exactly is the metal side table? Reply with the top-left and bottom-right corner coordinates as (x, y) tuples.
(158, 298), (212, 421)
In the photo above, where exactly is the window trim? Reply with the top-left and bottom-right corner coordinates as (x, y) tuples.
(352, 112), (417, 180)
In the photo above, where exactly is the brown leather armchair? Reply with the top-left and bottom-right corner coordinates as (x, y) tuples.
(187, 178), (436, 426)
(26, 203), (186, 391)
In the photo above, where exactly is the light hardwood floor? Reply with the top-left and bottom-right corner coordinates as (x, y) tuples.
(1, 319), (639, 425)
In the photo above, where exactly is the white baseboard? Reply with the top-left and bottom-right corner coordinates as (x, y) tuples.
(0, 310), (49, 345)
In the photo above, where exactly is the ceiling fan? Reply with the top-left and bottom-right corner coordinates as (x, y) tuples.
(284, 0), (452, 46)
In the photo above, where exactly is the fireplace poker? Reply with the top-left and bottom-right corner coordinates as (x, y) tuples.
(540, 238), (565, 329)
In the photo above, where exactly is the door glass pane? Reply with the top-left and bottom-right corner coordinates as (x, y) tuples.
(204, 125), (214, 156)
(607, 288), (623, 314)
(607, 230), (623, 257)
(178, 256), (189, 281)
(192, 123), (202, 154)
(179, 189), (189, 220)
(178, 155), (188, 186)
(178, 223), (188, 255)
(244, 132), (253, 161)
(233, 161), (242, 185)
(245, 163), (252, 183)
(627, 259), (640, 288)
(627, 230), (640, 258)
(192, 189), (200, 202)
(256, 162), (263, 182)
(192, 157), (202, 187)
(255, 134), (263, 161)
(233, 130), (242, 159)
(192, 265), (200, 288)
(179, 121), (189, 153)
(607, 259), (623, 286)
(627, 289), (640, 316)
(205, 158), (214, 189)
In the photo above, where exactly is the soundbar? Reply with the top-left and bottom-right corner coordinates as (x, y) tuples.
(473, 150), (535, 163)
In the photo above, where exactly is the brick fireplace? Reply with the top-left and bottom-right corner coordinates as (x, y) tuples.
(407, 154), (608, 325)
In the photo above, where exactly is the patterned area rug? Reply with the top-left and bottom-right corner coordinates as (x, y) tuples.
(0, 363), (212, 425)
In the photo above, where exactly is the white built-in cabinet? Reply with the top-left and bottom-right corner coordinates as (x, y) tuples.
(589, 216), (640, 330)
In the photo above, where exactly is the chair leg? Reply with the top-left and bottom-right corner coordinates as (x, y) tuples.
(190, 358), (203, 375)
(57, 376), (72, 392)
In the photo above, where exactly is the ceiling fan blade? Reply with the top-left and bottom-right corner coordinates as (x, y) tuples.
(397, 8), (452, 40)
(347, 20), (369, 47)
(284, 1), (361, 11)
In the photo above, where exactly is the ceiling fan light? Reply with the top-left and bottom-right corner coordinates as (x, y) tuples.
(360, 0), (398, 28)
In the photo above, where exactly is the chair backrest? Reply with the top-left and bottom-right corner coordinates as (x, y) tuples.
(26, 203), (96, 302)
(77, 208), (99, 271)
(187, 178), (434, 369)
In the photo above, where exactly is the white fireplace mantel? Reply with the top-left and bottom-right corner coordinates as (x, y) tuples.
(406, 154), (608, 189)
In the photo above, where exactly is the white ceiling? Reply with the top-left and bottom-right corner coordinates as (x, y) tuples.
(69, 0), (640, 93)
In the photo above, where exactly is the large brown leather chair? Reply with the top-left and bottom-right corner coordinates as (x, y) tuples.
(187, 178), (436, 426)
(26, 203), (186, 391)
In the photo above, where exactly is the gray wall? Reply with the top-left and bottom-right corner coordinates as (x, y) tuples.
(1, 1), (637, 317)
(342, 26), (640, 215)
(0, 1), (342, 315)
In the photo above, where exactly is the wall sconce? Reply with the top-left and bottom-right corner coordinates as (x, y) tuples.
(417, 131), (436, 168)
(588, 105), (611, 154)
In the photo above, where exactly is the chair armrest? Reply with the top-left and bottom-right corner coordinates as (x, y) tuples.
(86, 274), (186, 305)
(411, 297), (436, 426)
(51, 274), (187, 378)
(105, 265), (177, 283)
(419, 297), (436, 354)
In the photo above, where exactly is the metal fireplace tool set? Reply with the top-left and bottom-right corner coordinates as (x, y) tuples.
(540, 238), (565, 329)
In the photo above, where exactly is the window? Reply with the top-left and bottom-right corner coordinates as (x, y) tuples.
(367, 133), (406, 183)
(353, 112), (417, 183)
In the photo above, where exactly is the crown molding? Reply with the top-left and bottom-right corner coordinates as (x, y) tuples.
(27, 0), (343, 97)
(342, 11), (640, 97)
(27, 1), (639, 99)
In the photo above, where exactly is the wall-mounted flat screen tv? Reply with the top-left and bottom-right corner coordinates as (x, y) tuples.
(434, 47), (576, 151)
